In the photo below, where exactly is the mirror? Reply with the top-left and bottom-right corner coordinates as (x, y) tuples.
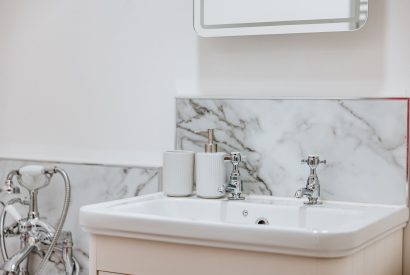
(194, 0), (368, 37)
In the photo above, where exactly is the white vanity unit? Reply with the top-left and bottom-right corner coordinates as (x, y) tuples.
(80, 193), (408, 275)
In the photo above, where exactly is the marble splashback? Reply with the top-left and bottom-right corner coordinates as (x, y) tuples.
(0, 159), (160, 275)
(176, 98), (409, 205)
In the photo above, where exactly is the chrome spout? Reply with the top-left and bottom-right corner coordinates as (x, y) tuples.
(295, 188), (306, 199)
(1, 244), (35, 273)
(0, 170), (20, 194)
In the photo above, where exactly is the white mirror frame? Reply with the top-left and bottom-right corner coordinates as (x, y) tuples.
(194, 0), (369, 37)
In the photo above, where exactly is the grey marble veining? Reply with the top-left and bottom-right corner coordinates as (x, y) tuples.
(0, 159), (160, 275)
(176, 98), (408, 205)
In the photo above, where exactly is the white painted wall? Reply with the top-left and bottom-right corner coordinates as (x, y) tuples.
(0, 0), (409, 166)
(0, 0), (197, 166)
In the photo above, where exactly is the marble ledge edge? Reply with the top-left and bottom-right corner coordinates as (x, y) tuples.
(175, 96), (410, 101)
(0, 144), (163, 169)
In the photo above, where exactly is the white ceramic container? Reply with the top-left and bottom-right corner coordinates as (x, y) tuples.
(195, 152), (226, 198)
(163, 150), (194, 197)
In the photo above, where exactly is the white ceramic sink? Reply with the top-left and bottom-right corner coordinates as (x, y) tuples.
(80, 193), (408, 258)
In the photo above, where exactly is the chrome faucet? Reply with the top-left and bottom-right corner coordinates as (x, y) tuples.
(219, 152), (245, 200)
(295, 155), (326, 205)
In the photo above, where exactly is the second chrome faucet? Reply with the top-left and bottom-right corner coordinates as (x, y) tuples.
(219, 152), (245, 200)
(295, 155), (326, 205)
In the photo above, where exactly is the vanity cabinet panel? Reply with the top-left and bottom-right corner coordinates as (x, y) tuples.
(89, 231), (403, 275)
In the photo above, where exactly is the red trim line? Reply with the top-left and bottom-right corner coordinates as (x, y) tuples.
(384, 97), (409, 100)
(407, 98), (409, 180)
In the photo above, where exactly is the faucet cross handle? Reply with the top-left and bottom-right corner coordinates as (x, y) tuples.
(301, 155), (326, 169)
(224, 152), (245, 164)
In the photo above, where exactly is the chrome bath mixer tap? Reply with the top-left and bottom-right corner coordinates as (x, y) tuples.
(0, 165), (79, 275)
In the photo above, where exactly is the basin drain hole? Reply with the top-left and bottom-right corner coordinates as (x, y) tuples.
(255, 217), (269, 225)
